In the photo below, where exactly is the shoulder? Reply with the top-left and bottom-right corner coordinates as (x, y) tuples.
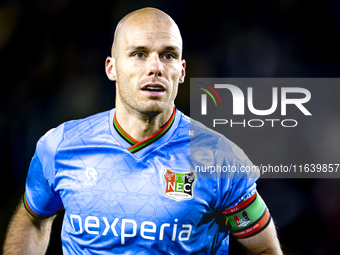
(36, 109), (112, 159)
(188, 116), (251, 166)
(63, 109), (112, 136)
(175, 110), (222, 140)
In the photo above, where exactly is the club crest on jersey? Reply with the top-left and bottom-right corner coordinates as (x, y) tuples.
(234, 210), (251, 228)
(163, 169), (196, 201)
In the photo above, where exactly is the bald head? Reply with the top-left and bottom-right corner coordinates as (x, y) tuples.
(105, 7), (186, 122)
(111, 7), (182, 58)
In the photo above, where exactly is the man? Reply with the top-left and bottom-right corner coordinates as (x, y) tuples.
(3, 7), (282, 254)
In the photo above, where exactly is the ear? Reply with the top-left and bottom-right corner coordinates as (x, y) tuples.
(105, 57), (116, 81)
(178, 59), (186, 84)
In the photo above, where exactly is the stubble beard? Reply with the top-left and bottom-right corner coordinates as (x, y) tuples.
(117, 81), (170, 119)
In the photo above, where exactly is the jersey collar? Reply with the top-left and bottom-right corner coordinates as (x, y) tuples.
(111, 107), (178, 156)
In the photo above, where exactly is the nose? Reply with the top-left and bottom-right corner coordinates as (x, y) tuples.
(147, 54), (163, 77)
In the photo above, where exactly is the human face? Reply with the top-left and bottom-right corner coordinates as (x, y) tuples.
(106, 16), (186, 116)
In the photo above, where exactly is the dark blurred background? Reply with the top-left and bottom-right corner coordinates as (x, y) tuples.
(1, 0), (340, 254)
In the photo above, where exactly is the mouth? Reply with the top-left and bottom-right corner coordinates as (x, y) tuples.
(141, 83), (166, 92)
(141, 83), (166, 96)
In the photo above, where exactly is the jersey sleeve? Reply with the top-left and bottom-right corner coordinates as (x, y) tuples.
(24, 126), (64, 218)
(216, 137), (271, 239)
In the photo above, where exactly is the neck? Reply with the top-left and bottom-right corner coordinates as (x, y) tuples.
(115, 105), (174, 142)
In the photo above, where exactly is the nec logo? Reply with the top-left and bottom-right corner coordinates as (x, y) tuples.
(199, 83), (312, 116)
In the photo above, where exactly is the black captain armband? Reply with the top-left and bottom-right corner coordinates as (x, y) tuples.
(222, 191), (271, 239)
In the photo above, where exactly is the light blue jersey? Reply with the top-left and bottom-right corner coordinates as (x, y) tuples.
(24, 108), (263, 254)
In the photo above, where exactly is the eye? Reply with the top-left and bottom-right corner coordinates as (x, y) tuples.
(162, 53), (175, 60)
(133, 52), (146, 59)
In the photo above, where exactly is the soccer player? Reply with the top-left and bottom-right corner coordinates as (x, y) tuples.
(3, 7), (283, 255)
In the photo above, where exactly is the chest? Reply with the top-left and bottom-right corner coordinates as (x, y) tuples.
(54, 145), (217, 227)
